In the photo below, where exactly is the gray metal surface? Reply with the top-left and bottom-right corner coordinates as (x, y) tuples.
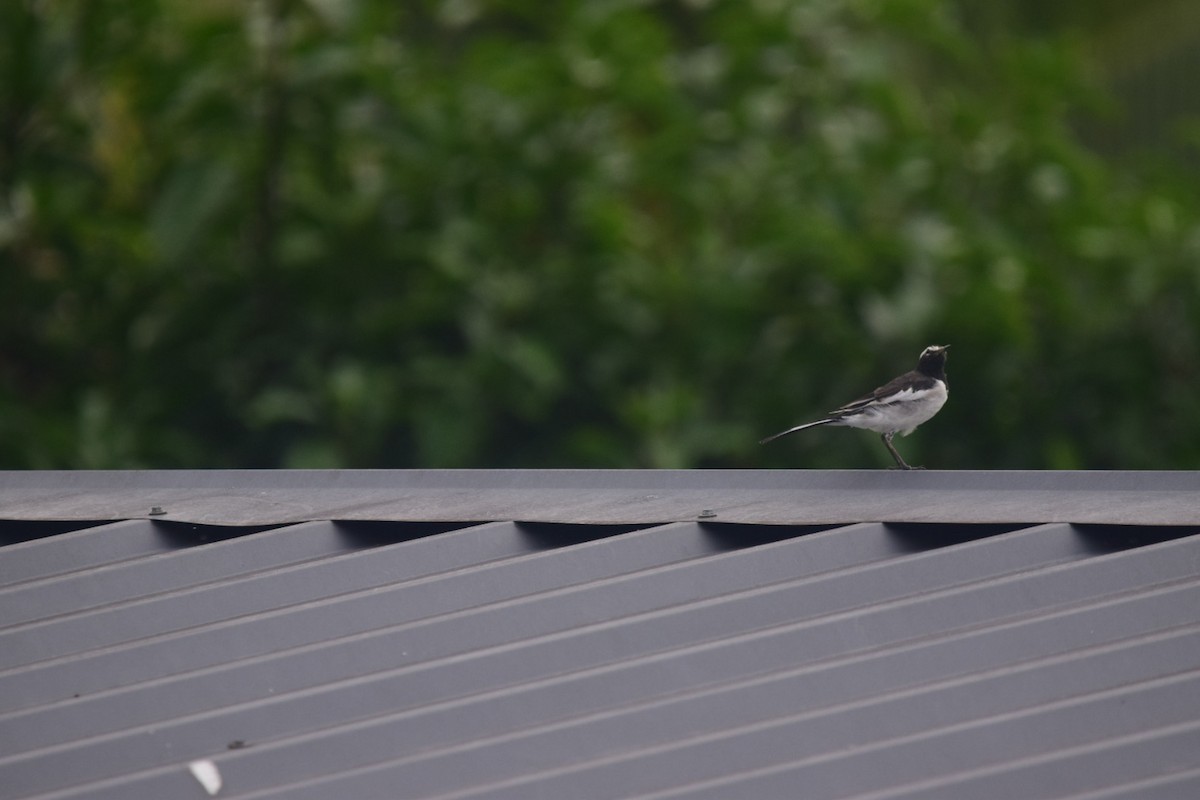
(1, 469), (1199, 524)
(0, 470), (1198, 799)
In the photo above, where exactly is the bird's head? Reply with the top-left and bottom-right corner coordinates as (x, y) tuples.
(917, 344), (949, 374)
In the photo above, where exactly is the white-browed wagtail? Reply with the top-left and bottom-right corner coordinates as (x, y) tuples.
(760, 345), (949, 470)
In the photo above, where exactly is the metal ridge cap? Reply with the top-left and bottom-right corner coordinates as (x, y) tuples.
(0, 470), (1198, 527)
(0, 468), (1197, 490)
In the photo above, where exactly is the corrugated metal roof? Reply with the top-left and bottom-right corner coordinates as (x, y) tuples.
(1, 470), (1198, 799)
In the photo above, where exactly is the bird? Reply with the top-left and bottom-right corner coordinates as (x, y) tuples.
(760, 345), (949, 470)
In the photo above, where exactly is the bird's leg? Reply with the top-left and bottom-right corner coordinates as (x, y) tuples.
(881, 432), (922, 470)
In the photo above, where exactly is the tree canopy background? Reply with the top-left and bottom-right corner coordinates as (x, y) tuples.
(3, 0), (1200, 470)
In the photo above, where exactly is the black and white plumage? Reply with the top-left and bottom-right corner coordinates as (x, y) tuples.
(760, 345), (949, 470)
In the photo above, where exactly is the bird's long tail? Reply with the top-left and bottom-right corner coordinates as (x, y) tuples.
(759, 418), (833, 445)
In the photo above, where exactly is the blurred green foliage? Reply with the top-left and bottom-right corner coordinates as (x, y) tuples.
(2, 0), (1199, 469)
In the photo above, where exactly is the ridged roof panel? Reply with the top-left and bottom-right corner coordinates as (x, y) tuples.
(0, 471), (1197, 799)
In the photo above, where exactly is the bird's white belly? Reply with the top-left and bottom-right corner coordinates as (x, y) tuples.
(838, 382), (948, 436)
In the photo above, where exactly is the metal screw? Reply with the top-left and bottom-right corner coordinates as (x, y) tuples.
(698, 509), (717, 519)
(149, 506), (166, 516)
